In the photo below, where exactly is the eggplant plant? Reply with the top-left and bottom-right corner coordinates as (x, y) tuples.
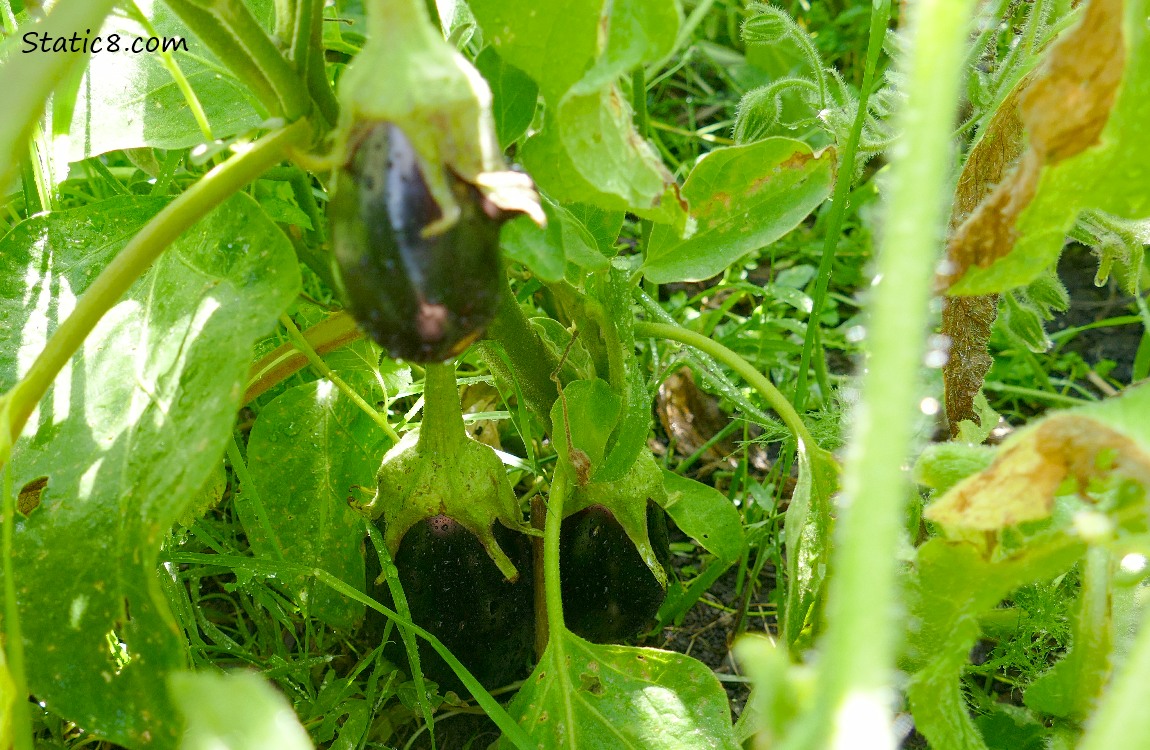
(2, 0), (1150, 749)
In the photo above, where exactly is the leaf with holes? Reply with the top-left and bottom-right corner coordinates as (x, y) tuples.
(499, 629), (738, 749)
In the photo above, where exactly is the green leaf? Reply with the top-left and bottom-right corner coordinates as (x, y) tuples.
(1024, 547), (1114, 720)
(475, 0), (686, 224)
(501, 198), (608, 282)
(468, 0), (601, 102)
(68, 3), (264, 157)
(551, 379), (621, 470)
(660, 470), (744, 563)
(475, 46), (539, 148)
(643, 138), (834, 283)
(904, 537), (1085, 750)
(913, 443), (997, 495)
(244, 379), (390, 629)
(781, 445), (837, 647)
(170, 670), (313, 750)
(0, 194), (300, 747)
(500, 630), (737, 749)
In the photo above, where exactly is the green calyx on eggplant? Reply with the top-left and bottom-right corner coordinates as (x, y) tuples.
(354, 363), (536, 582)
(561, 449), (673, 643)
(369, 515), (534, 694)
(330, 122), (540, 362)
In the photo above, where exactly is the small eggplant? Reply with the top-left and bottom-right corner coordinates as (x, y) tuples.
(369, 515), (535, 695)
(559, 449), (673, 643)
(560, 500), (672, 643)
(329, 123), (513, 362)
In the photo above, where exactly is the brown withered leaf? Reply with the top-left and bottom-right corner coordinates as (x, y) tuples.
(939, 0), (1124, 430)
(925, 414), (1150, 531)
(942, 0), (1125, 289)
(941, 294), (999, 432)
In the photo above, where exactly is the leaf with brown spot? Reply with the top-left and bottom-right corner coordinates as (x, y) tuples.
(925, 384), (1150, 532)
(642, 138), (834, 283)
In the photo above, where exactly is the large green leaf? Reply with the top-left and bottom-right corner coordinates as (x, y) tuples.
(642, 138), (835, 283)
(67, 1), (265, 157)
(500, 630), (738, 749)
(468, 0), (600, 102)
(0, 194), (299, 748)
(243, 379), (389, 630)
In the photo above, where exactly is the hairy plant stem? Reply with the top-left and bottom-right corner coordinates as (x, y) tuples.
(0, 0), (119, 191)
(633, 321), (816, 452)
(793, 0), (892, 413)
(1, 119), (312, 462)
(544, 468), (571, 646)
(278, 314), (399, 443)
(805, 0), (977, 746)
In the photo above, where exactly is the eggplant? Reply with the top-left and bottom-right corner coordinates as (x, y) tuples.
(560, 500), (672, 643)
(369, 515), (535, 695)
(329, 122), (510, 362)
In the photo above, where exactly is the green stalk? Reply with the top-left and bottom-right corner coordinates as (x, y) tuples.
(418, 363), (467, 455)
(2, 466), (32, 750)
(1, 120), (312, 458)
(802, 0), (977, 745)
(0, 0), (118, 192)
(544, 469), (570, 642)
(162, 0), (310, 119)
(1080, 581), (1150, 750)
(793, 0), (892, 412)
(633, 321), (816, 452)
(279, 314), (400, 443)
(482, 276), (559, 433)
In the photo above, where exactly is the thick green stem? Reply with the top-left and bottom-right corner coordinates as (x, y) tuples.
(633, 321), (816, 453)
(805, 0), (977, 746)
(2, 120), (312, 456)
(0, 0), (118, 192)
(2, 467), (32, 750)
(793, 0), (892, 412)
(418, 363), (467, 456)
(162, 0), (310, 119)
(482, 277), (559, 433)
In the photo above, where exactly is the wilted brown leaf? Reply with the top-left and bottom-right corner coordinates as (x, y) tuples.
(939, 0), (1125, 430)
(942, 0), (1124, 288)
(925, 414), (1150, 530)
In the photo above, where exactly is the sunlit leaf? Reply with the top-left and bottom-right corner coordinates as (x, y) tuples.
(643, 138), (834, 283)
(243, 379), (390, 629)
(500, 629), (738, 749)
(0, 194), (299, 746)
